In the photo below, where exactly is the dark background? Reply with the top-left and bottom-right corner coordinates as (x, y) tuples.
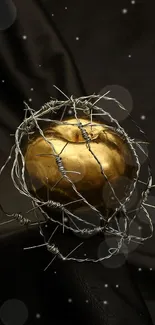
(0, 0), (155, 324)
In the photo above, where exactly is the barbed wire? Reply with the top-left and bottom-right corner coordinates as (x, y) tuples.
(0, 85), (154, 267)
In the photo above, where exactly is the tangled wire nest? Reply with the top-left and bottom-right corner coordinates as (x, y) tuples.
(0, 86), (154, 268)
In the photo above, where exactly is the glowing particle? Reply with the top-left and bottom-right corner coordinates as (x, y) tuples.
(131, 0), (135, 4)
(68, 109), (72, 115)
(36, 313), (41, 319)
(128, 54), (132, 58)
(138, 226), (142, 230)
(86, 300), (89, 303)
(76, 37), (79, 41)
(2, 80), (5, 83)
(141, 115), (146, 120)
(68, 298), (73, 303)
(103, 301), (108, 305)
(0, 300), (28, 325)
(104, 284), (108, 288)
(22, 35), (27, 40)
(65, 6), (68, 10)
(138, 268), (142, 271)
(52, 14), (54, 17)
(122, 8), (128, 14)
(54, 271), (57, 274)
(116, 284), (119, 288)
(0, 1), (17, 31)
(30, 88), (34, 91)
(29, 98), (32, 102)
(150, 268), (153, 271)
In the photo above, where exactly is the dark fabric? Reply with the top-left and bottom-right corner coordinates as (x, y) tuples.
(0, 0), (86, 153)
(0, 0), (155, 324)
(0, 225), (153, 325)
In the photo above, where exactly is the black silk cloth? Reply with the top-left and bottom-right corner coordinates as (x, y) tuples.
(0, 0), (155, 324)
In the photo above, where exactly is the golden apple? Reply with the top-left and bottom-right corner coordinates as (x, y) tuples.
(24, 118), (136, 210)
